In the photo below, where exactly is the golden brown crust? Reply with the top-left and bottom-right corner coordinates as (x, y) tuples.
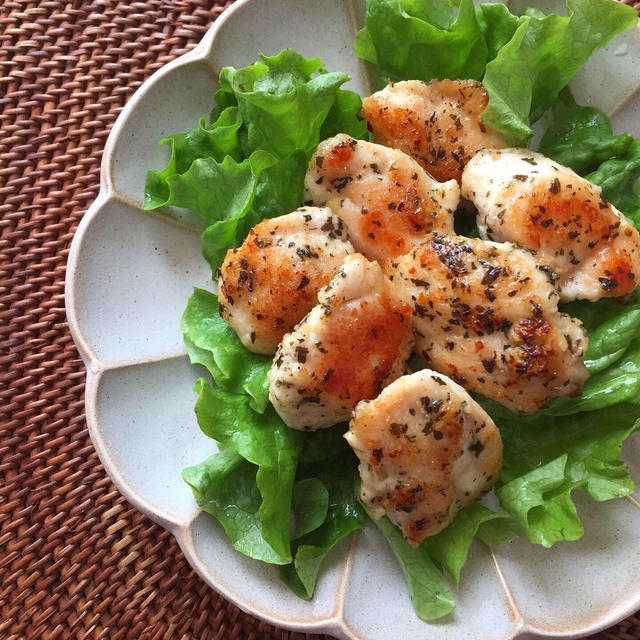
(305, 134), (458, 262)
(387, 234), (589, 414)
(462, 148), (640, 301)
(218, 207), (353, 354)
(346, 370), (502, 544)
(362, 79), (507, 184)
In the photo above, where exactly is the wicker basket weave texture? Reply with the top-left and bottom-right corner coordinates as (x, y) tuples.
(0, 1), (638, 639)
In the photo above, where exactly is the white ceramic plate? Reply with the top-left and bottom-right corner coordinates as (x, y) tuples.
(66, 1), (640, 638)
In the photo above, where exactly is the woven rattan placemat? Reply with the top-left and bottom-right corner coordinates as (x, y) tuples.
(1, 2), (639, 639)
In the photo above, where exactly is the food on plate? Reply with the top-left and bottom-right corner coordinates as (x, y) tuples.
(304, 133), (459, 262)
(142, 0), (640, 621)
(462, 148), (640, 301)
(268, 253), (414, 430)
(345, 369), (502, 545)
(217, 206), (354, 354)
(362, 79), (507, 184)
(387, 234), (589, 414)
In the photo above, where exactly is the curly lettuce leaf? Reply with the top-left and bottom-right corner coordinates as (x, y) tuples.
(183, 452), (290, 564)
(584, 307), (640, 374)
(299, 423), (351, 463)
(291, 478), (329, 540)
(320, 88), (368, 141)
(146, 147), (279, 228)
(193, 379), (303, 560)
(280, 452), (365, 599)
(421, 503), (505, 584)
(480, 402), (640, 547)
(144, 108), (244, 210)
(589, 138), (640, 228)
(475, 3), (525, 62)
(354, 0), (488, 85)
(279, 548), (324, 600)
(482, 0), (637, 145)
(146, 49), (366, 272)
(369, 512), (455, 620)
(498, 454), (585, 546)
(200, 151), (310, 270)
(538, 89), (633, 174)
(540, 89), (640, 227)
(563, 295), (640, 374)
(220, 50), (353, 158)
(546, 341), (640, 416)
(181, 288), (271, 412)
(193, 379), (302, 476)
(545, 300), (640, 416)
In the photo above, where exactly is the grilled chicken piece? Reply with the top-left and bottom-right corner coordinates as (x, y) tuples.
(304, 134), (459, 263)
(268, 254), (414, 430)
(462, 148), (640, 301)
(346, 369), (502, 545)
(218, 207), (353, 355)
(362, 79), (507, 184)
(387, 234), (589, 414)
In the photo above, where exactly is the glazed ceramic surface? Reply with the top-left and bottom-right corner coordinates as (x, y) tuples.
(66, 1), (640, 638)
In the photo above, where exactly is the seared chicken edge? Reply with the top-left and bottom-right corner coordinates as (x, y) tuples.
(218, 206), (354, 354)
(268, 253), (414, 430)
(346, 369), (503, 546)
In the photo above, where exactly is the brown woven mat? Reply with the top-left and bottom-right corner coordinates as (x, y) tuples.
(1, 1), (639, 639)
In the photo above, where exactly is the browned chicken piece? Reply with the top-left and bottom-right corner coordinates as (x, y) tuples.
(462, 148), (640, 302)
(304, 134), (459, 262)
(387, 234), (589, 414)
(218, 207), (353, 355)
(268, 254), (414, 430)
(362, 79), (507, 184)
(345, 369), (503, 546)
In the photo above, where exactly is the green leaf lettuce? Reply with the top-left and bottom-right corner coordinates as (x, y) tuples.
(355, 0), (638, 146)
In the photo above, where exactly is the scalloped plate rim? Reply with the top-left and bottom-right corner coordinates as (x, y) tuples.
(64, 1), (640, 638)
